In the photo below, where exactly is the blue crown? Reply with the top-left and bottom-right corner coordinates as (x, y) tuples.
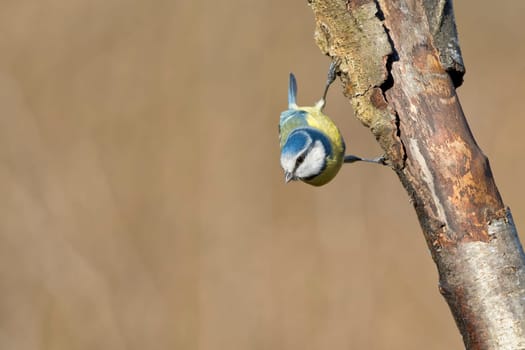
(281, 128), (334, 157)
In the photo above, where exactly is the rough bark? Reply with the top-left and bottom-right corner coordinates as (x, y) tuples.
(308, 0), (525, 348)
(421, 0), (465, 87)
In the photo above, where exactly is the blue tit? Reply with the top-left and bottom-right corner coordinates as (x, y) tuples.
(279, 61), (384, 186)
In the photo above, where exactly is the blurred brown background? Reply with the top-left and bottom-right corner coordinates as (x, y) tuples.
(0, 1), (523, 349)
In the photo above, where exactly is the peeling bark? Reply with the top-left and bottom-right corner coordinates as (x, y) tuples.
(422, 0), (465, 87)
(308, 0), (525, 348)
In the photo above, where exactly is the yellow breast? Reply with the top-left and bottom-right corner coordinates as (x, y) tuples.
(299, 106), (345, 186)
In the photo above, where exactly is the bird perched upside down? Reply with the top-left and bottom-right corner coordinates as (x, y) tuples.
(279, 62), (385, 186)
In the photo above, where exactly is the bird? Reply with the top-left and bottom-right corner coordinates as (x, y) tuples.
(279, 61), (384, 186)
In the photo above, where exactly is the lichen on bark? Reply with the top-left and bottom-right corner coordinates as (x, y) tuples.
(309, 0), (405, 169)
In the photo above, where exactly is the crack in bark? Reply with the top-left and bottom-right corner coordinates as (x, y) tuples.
(310, 0), (407, 169)
(372, 0), (407, 169)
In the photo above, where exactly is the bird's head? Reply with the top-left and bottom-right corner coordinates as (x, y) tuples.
(280, 128), (331, 183)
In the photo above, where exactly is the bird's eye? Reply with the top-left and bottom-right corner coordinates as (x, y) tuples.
(296, 154), (306, 165)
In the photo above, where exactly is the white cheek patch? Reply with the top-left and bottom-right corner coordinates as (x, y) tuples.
(295, 141), (326, 179)
(280, 130), (313, 174)
(280, 153), (296, 174)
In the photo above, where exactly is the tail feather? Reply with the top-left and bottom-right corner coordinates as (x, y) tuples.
(288, 73), (298, 109)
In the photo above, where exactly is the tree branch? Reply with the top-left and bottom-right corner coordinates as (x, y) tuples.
(308, 0), (525, 348)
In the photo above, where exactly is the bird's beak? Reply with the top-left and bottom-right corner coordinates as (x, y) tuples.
(285, 172), (294, 183)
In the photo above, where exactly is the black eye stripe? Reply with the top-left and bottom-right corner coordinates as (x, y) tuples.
(293, 153), (307, 173)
